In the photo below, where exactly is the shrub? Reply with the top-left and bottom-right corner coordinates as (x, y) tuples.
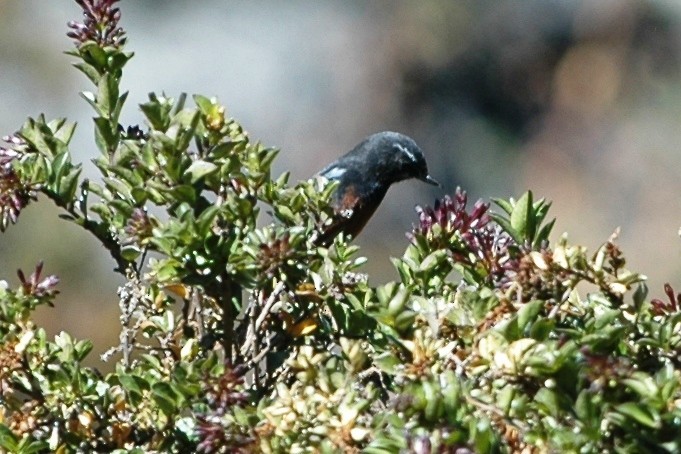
(1, 1), (680, 452)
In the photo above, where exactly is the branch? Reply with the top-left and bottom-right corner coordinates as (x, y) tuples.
(42, 183), (129, 274)
(240, 281), (286, 356)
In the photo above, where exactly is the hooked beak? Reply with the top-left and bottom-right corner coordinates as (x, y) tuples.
(420, 174), (440, 187)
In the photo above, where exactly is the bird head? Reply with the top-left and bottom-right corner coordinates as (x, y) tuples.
(357, 132), (439, 187)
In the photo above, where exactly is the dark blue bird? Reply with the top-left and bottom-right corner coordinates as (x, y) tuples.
(317, 131), (438, 243)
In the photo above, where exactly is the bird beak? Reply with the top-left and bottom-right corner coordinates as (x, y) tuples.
(420, 174), (440, 187)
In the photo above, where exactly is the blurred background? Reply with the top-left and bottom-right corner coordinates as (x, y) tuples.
(3, 0), (681, 361)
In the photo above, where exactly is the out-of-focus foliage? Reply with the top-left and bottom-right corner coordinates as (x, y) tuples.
(2, 1), (681, 452)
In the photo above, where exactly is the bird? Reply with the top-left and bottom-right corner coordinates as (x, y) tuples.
(317, 131), (439, 244)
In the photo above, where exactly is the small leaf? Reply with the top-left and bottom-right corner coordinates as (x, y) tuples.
(93, 117), (119, 153)
(50, 152), (71, 185)
(196, 205), (220, 236)
(103, 177), (133, 200)
(112, 91), (129, 124)
(119, 374), (148, 396)
(80, 91), (100, 114)
(140, 93), (172, 131)
(535, 218), (556, 246)
(492, 197), (513, 215)
(622, 373), (658, 399)
(74, 339), (93, 361)
(386, 285), (408, 316)
(185, 160), (218, 184)
(95, 73), (117, 118)
(510, 191), (533, 242)
(517, 300), (544, 332)
(0, 425), (18, 452)
(108, 51), (133, 74)
(80, 42), (108, 68)
(373, 352), (400, 374)
(152, 382), (179, 416)
(418, 249), (447, 273)
(210, 142), (236, 159)
(575, 390), (596, 422)
(53, 120), (77, 145)
(534, 388), (560, 417)
(73, 62), (101, 84)
(193, 94), (214, 114)
(632, 283), (648, 310)
(490, 213), (521, 243)
(121, 244), (141, 261)
(615, 402), (661, 429)
(169, 185), (196, 204)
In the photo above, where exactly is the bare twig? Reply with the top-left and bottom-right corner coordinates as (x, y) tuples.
(240, 281), (286, 356)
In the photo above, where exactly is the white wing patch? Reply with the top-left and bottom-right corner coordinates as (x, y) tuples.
(340, 208), (354, 218)
(322, 166), (346, 180)
(396, 144), (417, 163)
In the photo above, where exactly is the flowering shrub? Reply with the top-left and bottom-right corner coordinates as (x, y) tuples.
(2, 1), (681, 452)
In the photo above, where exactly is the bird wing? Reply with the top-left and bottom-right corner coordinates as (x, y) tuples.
(317, 181), (385, 245)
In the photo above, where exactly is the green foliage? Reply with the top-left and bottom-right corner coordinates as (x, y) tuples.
(2, 1), (681, 452)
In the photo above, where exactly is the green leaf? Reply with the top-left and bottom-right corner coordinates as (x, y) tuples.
(16, 439), (48, 454)
(259, 147), (279, 171)
(418, 249), (448, 274)
(632, 283), (648, 310)
(622, 373), (658, 399)
(152, 382), (179, 416)
(108, 51), (133, 74)
(80, 91), (100, 114)
(112, 91), (129, 124)
(575, 390), (597, 422)
(172, 92), (187, 116)
(103, 177), (133, 200)
(119, 374), (148, 395)
(535, 217), (555, 246)
(0, 425), (18, 452)
(387, 285), (411, 317)
(533, 199), (551, 225)
(140, 93), (172, 131)
(174, 111), (200, 152)
(169, 185), (197, 204)
(529, 318), (554, 340)
(19, 117), (52, 156)
(517, 300), (544, 332)
(121, 244), (141, 261)
(73, 61), (101, 84)
(74, 339), (93, 361)
(193, 94), (214, 115)
(50, 151), (71, 185)
(615, 402), (661, 429)
(53, 120), (77, 145)
(79, 42), (108, 68)
(93, 117), (119, 154)
(96, 73), (119, 118)
(185, 160), (218, 184)
(510, 191), (533, 242)
(373, 352), (400, 374)
(492, 197), (513, 215)
(210, 141), (237, 159)
(534, 388), (560, 417)
(197, 205), (220, 236)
